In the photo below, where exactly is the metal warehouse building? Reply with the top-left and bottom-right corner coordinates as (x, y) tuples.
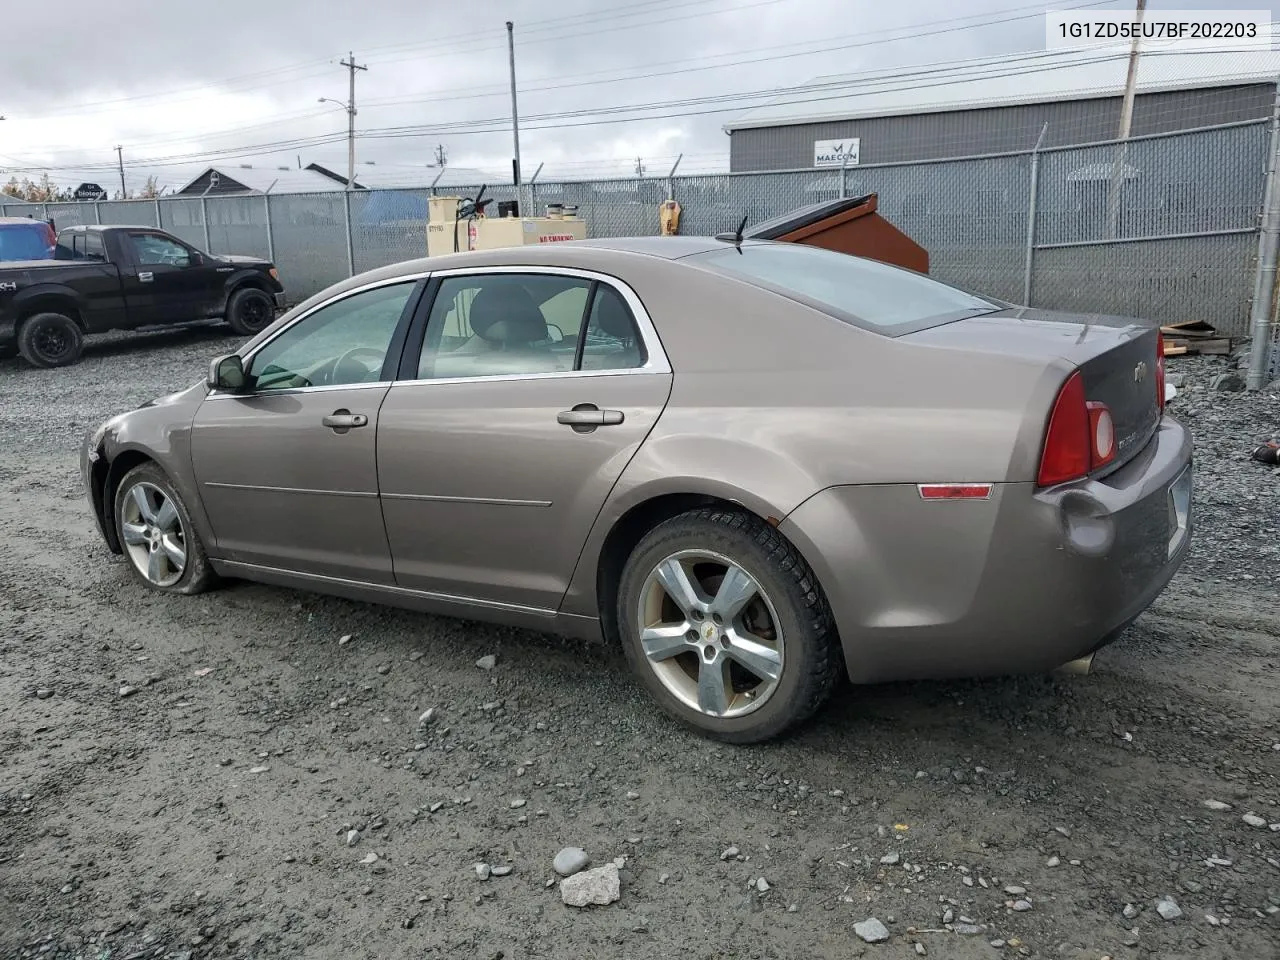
(724, 42), (1280, 171)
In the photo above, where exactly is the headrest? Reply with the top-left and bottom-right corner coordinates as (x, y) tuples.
(593, 289), (635, 340)
(469, 282), (548, 344)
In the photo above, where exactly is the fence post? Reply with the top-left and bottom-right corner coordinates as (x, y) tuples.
(93, 201), (102, 225)
(1246, 90), (1280, 390)
(1022, 123), (1049, 307)
(263, 194), (275, 262)
(153, 197), (162, 229)
(344, 190), (356, 277)
(200, 197), (212, 252)
(667, 154), (682, 201)
(840, 154), (847, 199)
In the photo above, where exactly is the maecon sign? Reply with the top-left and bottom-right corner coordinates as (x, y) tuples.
(813, 138), (860, 167)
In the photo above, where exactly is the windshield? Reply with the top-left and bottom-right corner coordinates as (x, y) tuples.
(690, 242), (998, 333)
(0, 222), (55, 262)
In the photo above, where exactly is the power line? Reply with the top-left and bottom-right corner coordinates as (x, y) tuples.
(8, 0), (1124, 162)
(6, 42), (1262, 175)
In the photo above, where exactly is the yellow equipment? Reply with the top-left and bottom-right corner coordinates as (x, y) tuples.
(426, 193), (587, 258)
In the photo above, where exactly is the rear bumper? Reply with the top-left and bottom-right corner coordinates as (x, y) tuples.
(779, 415), (1193, 684)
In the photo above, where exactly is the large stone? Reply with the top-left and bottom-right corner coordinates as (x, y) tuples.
(854, 918), (890, 943)
(560, 863), (620, 907)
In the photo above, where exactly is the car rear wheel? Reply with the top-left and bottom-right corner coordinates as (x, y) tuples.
(617, 507), (841, 743)
(17, 312), (84, 368)
(226, 287), (275, 336)
(113, 462), (218, 595)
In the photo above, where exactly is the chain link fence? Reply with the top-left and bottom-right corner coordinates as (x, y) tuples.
(3, 120), (1270, 342)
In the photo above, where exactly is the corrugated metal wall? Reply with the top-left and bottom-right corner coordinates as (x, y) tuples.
(728, 84), (1276, 171)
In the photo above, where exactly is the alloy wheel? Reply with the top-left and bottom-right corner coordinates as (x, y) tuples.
(636, 549), (784, 719)
(120, 481), (187, 587)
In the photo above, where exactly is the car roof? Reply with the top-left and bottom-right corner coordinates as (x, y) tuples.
(57, 224), (153, 232)
(0, 216), (52, 226)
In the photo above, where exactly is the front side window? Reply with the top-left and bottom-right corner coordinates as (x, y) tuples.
(128, 232), (191, 266)
(247, 281), (416, 391)
(691, 243), (998, 333)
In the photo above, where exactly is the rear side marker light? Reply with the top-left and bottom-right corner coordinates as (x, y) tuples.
(918, 483), (993, 500)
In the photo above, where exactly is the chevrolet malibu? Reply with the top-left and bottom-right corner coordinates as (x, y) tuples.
(81, 237), (1191, 742)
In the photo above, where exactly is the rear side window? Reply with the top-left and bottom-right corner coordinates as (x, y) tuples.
(690, 243), (997, 333)
(83, 233), (106, 261)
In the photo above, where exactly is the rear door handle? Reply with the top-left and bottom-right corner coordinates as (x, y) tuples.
(322, 410), (368, 430)
(557, 406), (624, 427)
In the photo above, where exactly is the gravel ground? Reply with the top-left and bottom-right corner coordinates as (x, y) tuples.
(1, 327), (1278, 960)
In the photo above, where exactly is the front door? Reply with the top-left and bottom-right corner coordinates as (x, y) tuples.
(377, 270), (672, 611)
(190, 278), (423, 583)
(118, 230), (216, 326)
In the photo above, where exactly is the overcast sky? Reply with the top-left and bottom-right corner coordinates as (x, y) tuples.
(0, 0), (1256, 193)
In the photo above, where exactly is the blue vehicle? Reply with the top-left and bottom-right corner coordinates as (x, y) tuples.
(0, 216), (56, 262)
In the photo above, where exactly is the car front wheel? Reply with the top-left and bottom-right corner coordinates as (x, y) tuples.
(113, 462), (217, 595)
(226, 287), (275, 336)
(617, 507), (842, 743)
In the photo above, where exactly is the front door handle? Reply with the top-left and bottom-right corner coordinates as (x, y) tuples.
(138, 271), (154, 283)
(322, 410), (368, 433)
(557, 405), (624, 431)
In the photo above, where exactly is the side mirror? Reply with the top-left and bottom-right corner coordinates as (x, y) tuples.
(190, 252), (203, 266)
(208, 354), (247, 392)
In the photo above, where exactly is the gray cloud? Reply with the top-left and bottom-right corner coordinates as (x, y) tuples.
(0, 0), (1247, 191)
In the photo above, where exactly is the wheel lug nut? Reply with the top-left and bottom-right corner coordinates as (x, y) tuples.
(686, 629), (698, 641)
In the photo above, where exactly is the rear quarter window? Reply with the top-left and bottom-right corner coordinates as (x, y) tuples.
(688, 242), (998, 335)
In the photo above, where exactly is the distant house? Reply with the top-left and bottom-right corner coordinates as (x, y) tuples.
(175, 162), (495, 197)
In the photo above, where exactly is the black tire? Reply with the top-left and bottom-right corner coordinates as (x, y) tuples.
(225, 287), (276, 336)
(17, 312), (84, 368)
(616, 506), (842, 743)
(113, 462), (219, 596)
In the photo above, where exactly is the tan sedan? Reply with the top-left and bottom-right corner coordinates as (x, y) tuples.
(82, 237), (1191, 742)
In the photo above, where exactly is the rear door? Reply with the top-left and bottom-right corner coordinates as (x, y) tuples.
(74, 232), (129, 331)
(376, 268), (673, 612)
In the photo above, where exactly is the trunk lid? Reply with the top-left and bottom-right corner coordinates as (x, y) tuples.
(907, 306), (1163, 473)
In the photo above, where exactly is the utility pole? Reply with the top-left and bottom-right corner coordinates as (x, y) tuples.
(435, 143), (448, 167)
(506, 21), (523, 207)
(1108, 0), (1146, 237)
(339, 52), (367, 190)
(115, 145), (126, 198)
(634, 156), (646, 177)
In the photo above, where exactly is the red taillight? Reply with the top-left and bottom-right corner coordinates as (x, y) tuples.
(1038, 371), (1091, 486)
(1155, 331), (1166, 413)
(1038, 372), (1117, 486)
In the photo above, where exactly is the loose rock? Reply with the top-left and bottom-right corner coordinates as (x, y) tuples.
(553, 847), (590, 877)
(346, 829), (360, 847)
(1156, 897), (1182, 920)
(1123, 903), (1139, 920)
(854, 918), (890, 943)
(1011, 899), (1032, 912)
(1242, 813), (1267, 828)
(491, 865), (513, 877)
(755, 876), (770, 892)
(720, 846), (740, 861)
(560, 863), (620, 907)
(475, 863), (491, 880)
(879, 852), (900, 865)
(475, 655), (497, 670)
(1203, 799), (1232, 811)
(417, 708), (436, 726)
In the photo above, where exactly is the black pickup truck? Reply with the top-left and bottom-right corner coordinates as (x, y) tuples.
(0, 224), (286, 368)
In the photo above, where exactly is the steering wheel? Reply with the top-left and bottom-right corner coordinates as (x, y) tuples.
(330, 346), (386, 384)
